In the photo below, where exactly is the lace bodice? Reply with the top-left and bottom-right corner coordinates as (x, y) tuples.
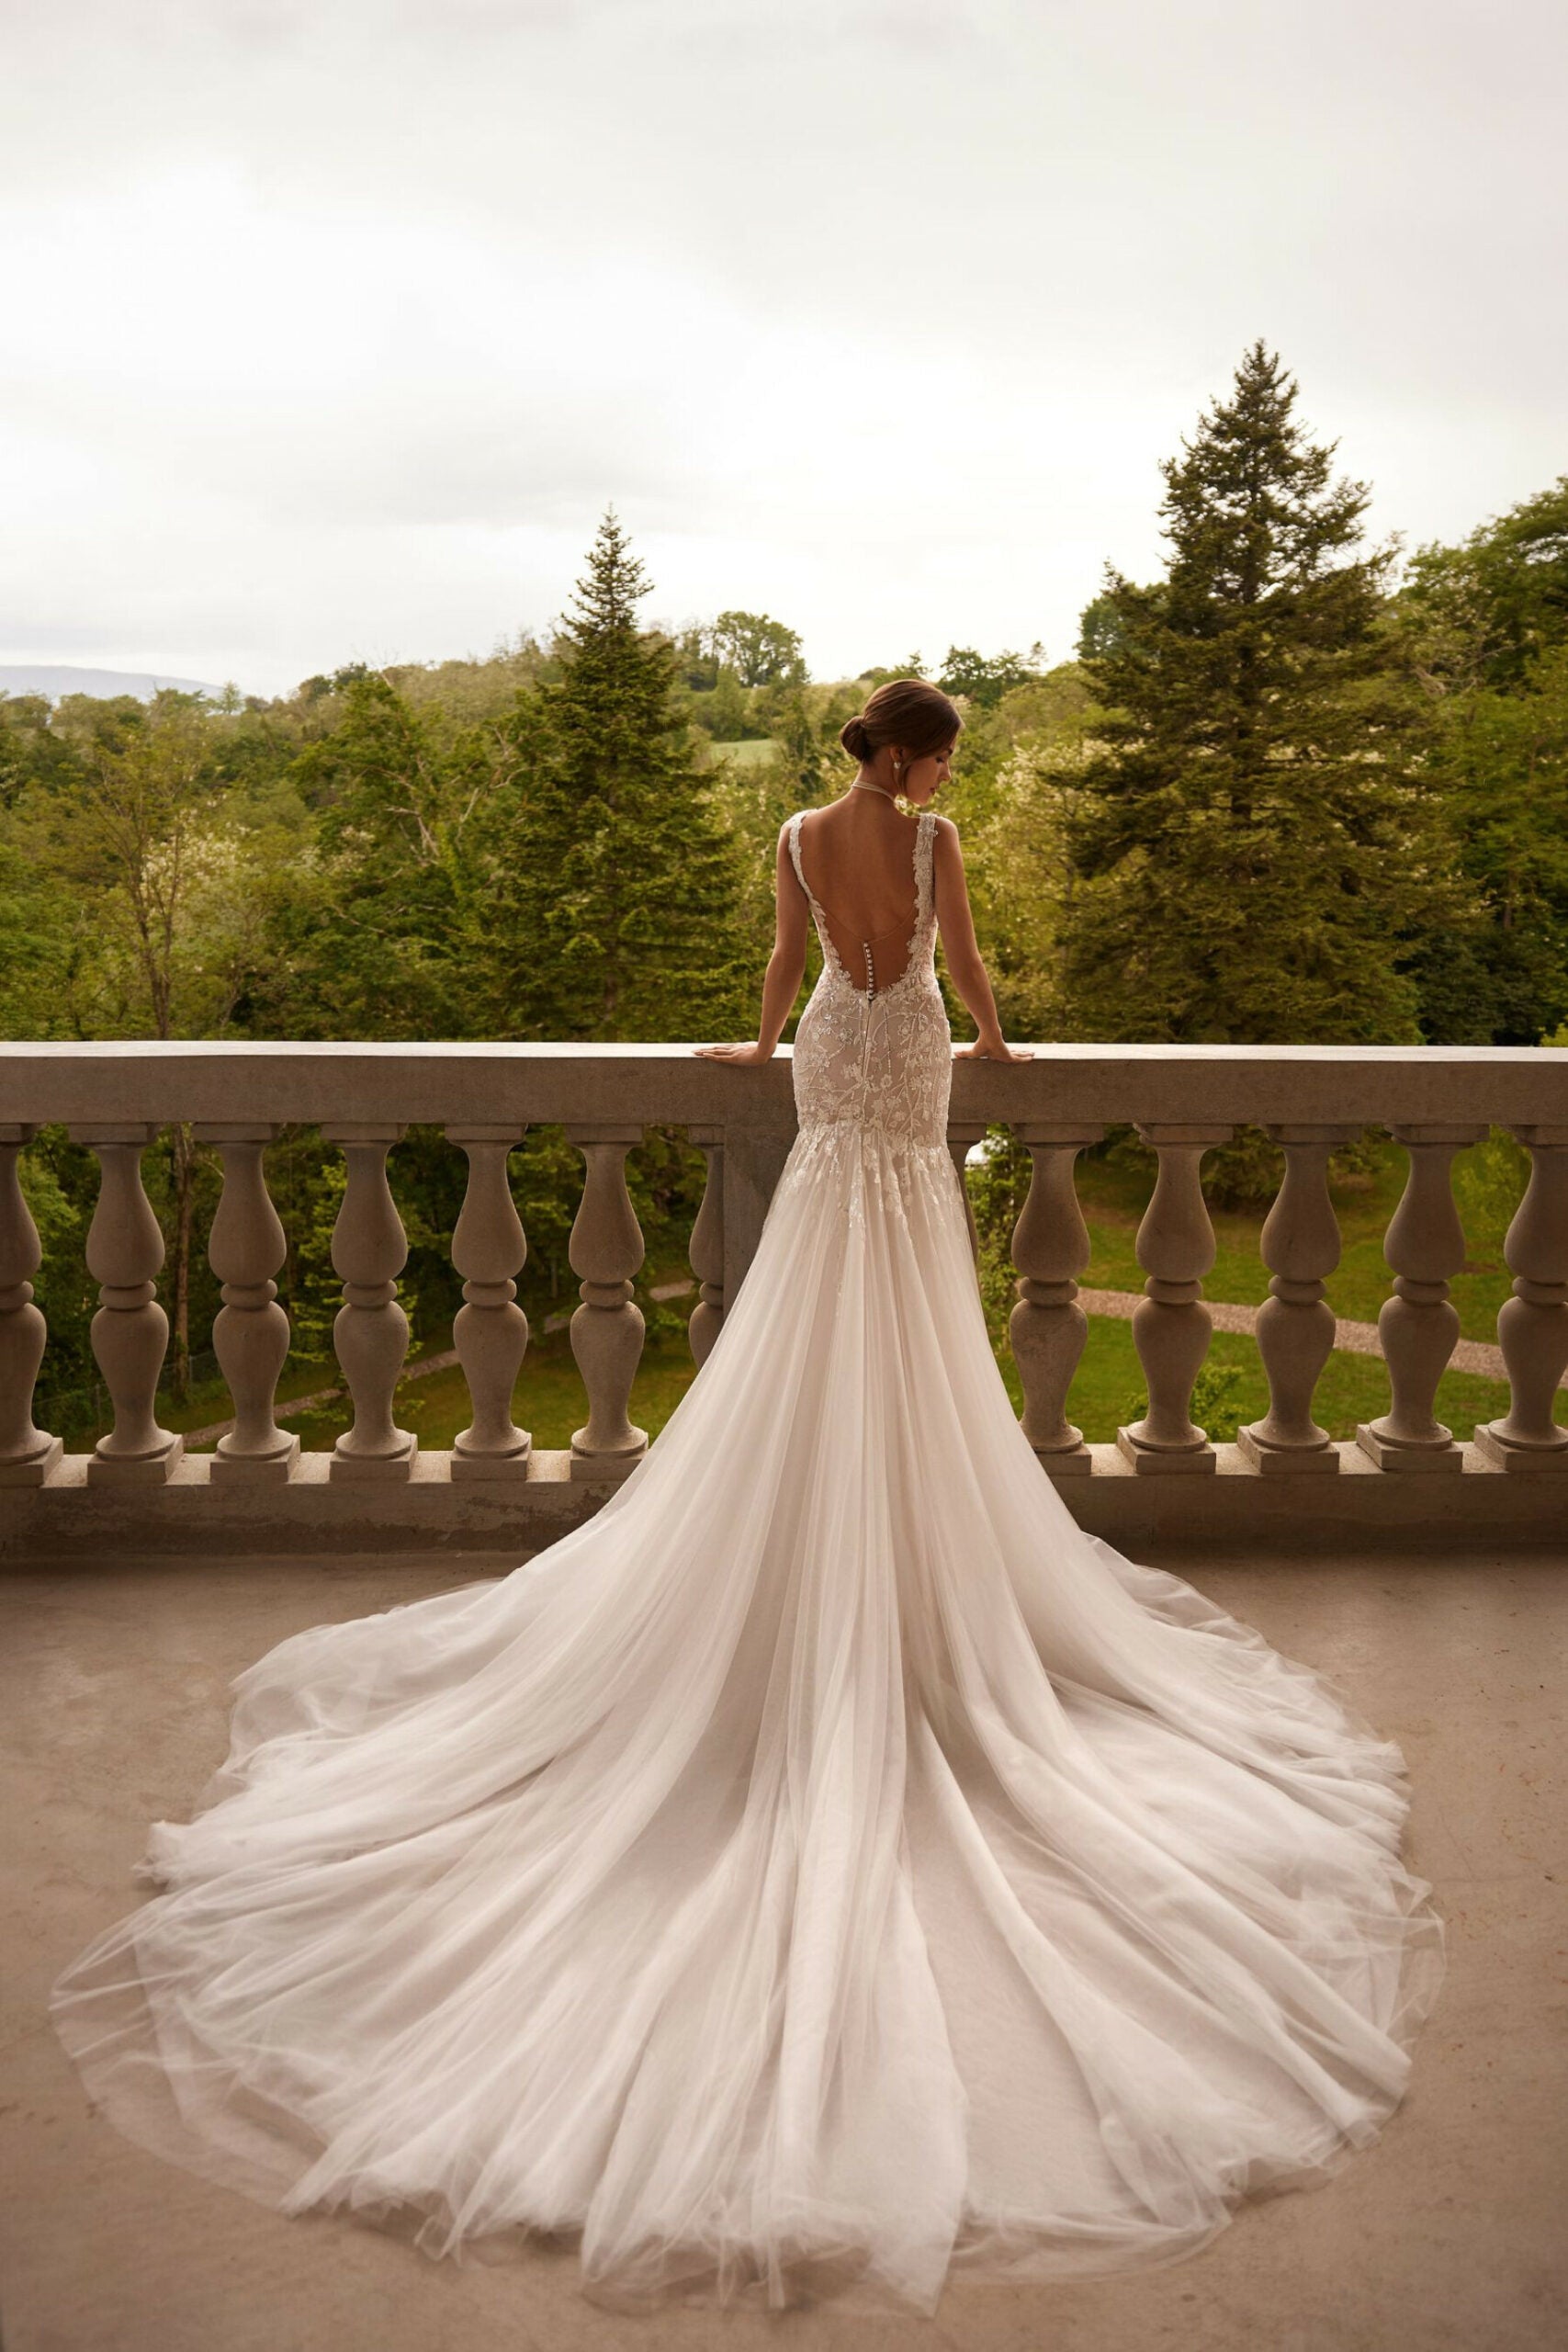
(786, 806), (953, 1148)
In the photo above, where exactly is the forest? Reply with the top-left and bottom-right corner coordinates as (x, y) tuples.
(4, 344), (1565, 1448)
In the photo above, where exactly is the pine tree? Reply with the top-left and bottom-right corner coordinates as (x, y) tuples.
(1051, 343), (1463, 1047)
(484, 509), (754, 1041)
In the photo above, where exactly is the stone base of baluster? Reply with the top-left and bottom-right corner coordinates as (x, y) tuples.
(570, 1435), (647, 1484)
(1354, 1423), (1463, 1473)
(1114, 1427), (1215, 1475)
(211, 1433), (301, 1484)
(0, 1433), (63, 1487)
(451, 1438), (533, 1482)
(1236, 1425), (1341, 1475)
(1472, 1422), (1568, 1473)
(329, 1437), (418, 1483)
(86, 1432), (186, 1486)
(1036, 1442), (1093, 1477)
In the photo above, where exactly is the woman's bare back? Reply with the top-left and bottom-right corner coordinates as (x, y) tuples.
(794, 795), (929, 994)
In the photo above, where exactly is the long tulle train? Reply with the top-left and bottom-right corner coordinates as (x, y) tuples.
(51, 1121), (1445, 2315)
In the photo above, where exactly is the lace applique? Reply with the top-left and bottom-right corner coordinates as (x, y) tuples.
(786, 809), (953, 1150)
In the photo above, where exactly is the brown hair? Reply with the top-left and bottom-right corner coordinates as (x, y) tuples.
(839, 677), (962, 765)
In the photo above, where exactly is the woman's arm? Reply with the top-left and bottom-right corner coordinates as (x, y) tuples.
(931, 816), (1033, 1063)
(693, 825), (808, 1063)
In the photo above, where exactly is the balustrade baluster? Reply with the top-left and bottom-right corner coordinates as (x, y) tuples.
(719, 1125), (794, 1309)
(196, 1124), (299, 1481)
(0, 1125), (62, 1486)
(1008, 1122), (1104, 1475)
(322, 1123), (416, 1481)
(448, 1125), (531, 1479)
(1356, 1122), (1487, 1471)
(1238, 1125), (1355, 1475)
(686, 1125), (726, 1369)
(566, 1123), (648, 1482)
(1116, 1123), (1234, 1475)
(72, 1123), (183, 1485)
(946, 1122), (986, 1261)
(1475, 1122), (1568, 1471)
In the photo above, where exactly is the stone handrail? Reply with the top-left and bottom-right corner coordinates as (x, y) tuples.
(3, 1043), (1566, 1555)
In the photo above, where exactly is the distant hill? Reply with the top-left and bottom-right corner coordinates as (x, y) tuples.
(0, 663), (231, 703)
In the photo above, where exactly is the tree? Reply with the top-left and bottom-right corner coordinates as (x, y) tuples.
(711, 610), (806, 689)
(276, 671), (512, 1039)
(1076, 595), (1123, 663)
(486, 508), (754, 1041)
(1398, 480), (1568, 1041)
(938, 644), (1045, 707)
(36, 692), (291, 1388)
(1048, 342), (1463, 1053)
(0, 692), (80, 808)
(856, 653), (926, 687)
(1404, 476), (1568, 693)
(750, 674), (829, 803)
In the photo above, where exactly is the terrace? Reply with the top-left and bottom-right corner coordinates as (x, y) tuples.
(3, 1038), (1565, 2351)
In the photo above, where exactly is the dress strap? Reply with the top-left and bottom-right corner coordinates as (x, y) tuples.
(784, 810), (811, 901)
(915, 809), (937, 931)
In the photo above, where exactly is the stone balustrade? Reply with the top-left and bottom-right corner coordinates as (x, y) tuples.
(2, 1043), (1566, 1557)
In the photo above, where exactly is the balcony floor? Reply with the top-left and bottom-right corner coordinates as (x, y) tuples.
(3, 1547), (1564, 2352)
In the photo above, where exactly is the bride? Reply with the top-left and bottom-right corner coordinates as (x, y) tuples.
(51, 677), (1444, 2318)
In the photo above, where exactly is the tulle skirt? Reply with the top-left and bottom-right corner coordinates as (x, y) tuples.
(51, 1119), (1445, 2316)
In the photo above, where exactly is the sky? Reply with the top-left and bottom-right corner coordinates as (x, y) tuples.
(2, 0), (1563, 699)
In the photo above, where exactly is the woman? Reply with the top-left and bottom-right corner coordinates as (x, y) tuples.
(51, 678), (1444, 2319)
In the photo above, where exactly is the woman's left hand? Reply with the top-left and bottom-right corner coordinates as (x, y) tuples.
(693, 1042), (774, 1065)
(953, 1039), (1035, 1061)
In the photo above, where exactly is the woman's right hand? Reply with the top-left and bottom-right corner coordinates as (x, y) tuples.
(693, 1042), (775, 1064)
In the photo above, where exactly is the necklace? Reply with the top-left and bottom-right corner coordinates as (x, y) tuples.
(851, 777), (927, 820)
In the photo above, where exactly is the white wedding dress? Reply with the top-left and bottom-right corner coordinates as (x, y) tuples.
(51, 808), (1444, 2317)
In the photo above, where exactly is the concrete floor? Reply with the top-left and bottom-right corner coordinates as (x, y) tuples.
(2, 1549), (1563, 2352)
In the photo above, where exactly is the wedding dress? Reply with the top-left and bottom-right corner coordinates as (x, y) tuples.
(51, 808), (1445, 2317)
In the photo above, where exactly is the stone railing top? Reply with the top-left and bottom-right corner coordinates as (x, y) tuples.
(1, 1039), (1565, 1131)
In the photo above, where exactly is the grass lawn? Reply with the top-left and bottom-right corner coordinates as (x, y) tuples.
(1070, 1133), (1519, 1340)
(280, 1312), (1539, 1462)
(277, 1325), (703, 1455)
(996, 1318), (1549, 1446)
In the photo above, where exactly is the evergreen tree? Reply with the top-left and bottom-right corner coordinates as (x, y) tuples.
(1050, 343), (1464, 1048)
(484, 509), (754, 1041)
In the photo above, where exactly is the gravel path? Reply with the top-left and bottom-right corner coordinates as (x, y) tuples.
(1077, 1288), (1540, 1385)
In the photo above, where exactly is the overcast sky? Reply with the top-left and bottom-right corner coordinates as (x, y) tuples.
(2, 0), (1562, 698)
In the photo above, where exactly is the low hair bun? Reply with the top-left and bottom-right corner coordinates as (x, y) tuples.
(839, 679), (963, 770)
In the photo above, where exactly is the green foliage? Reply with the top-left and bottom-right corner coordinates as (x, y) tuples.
(274, 669), (510, 1039)
(1398, 480), (1568, 1042)
(965, 1125), (1042, 1346)
(1404, 476), (1568, 692)
(6, 450), (1568, 1423)
(1122, 1361), (1246, 1443)
(711, 611), (806, 689)
(1041, 343), (1466, 1054)
(1450, 1125), (1529, 1250)
(958, 665), (1099, 1040)
(938, 644), (1046, 707)
(480, 507), (756, 1042)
